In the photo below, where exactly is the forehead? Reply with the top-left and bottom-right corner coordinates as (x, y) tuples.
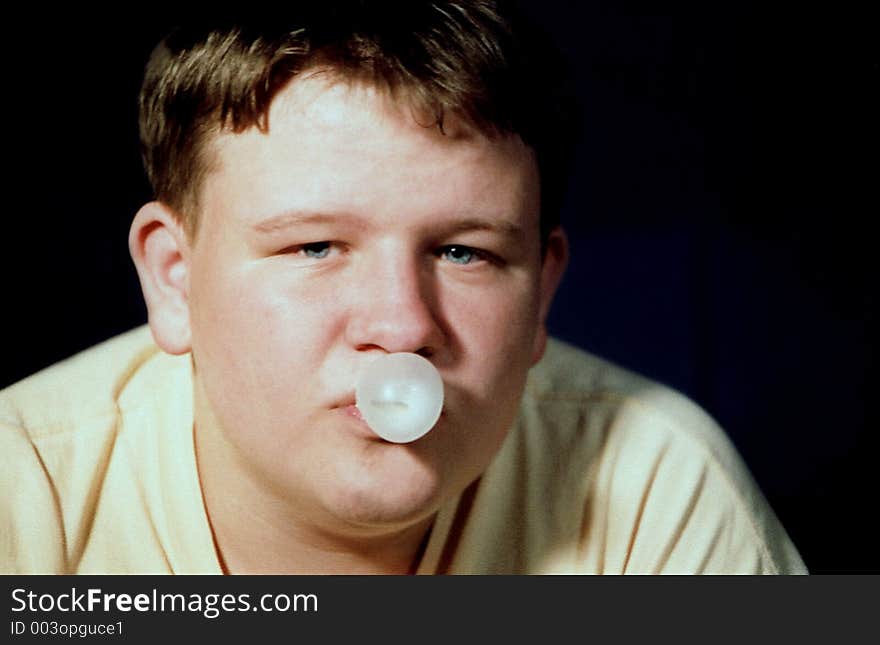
(199, 73), (539, 233)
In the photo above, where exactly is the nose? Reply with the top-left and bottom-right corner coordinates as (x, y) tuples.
(345, 249), (445, 357)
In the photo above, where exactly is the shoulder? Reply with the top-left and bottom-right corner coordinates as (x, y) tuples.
(0, 326), (159, 440)
(526, 338), (744, 473)
(526, 337), (754, 481)
(517, 338), (807, 574)
(0, 326), (165, 573)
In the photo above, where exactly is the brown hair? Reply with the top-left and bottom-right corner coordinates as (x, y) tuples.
(138, 1), (575, 240)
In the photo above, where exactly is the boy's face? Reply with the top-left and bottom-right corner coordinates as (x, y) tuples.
(184, 76), (565, 532)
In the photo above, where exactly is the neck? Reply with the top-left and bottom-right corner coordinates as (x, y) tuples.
(202, 473), (435, 575)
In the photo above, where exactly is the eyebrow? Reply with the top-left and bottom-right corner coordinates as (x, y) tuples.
(444, 218), (524, 239)
(252, 211), (362, 234)
(252, 210), (524, 238)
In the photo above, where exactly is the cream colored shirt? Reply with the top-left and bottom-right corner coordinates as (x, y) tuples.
(1, 326), (806, 574)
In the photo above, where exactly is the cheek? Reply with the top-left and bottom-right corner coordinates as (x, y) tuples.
(440, 275), (541, 409)
(187, 260), (339, 405)
(434, 284), (539, 489)
(191, 256), (331, 339)
(444, 275), (541, 356)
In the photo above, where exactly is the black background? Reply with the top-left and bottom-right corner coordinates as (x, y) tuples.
(2, 2), (876, 572)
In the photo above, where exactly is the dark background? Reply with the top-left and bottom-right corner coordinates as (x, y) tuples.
(2, 2), (876, 572)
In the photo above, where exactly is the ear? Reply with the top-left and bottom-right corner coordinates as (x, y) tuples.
(531, 226), (569, 365)
(129, 202), (193, 355)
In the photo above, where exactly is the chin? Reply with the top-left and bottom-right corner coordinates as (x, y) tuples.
(320, 448), (445, 530)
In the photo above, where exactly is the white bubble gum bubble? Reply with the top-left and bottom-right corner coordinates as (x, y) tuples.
(355, 353), (444, 443)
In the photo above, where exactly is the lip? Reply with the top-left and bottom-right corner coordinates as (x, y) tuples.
(341, 404), (364, 422)
(334, 402), (446, 443)
(335, 402), (385, 441)
(331, 392), (357, 409)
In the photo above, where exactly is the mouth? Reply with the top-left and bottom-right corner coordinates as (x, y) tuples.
(333, 400), (446, 443)
(333, 400), (387, 442)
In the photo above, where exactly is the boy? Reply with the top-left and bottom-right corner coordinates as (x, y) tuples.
(1, 1), (805, 574)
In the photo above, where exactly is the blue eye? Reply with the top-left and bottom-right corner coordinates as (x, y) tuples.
(441, 245), (477, 265)
(302, 242), (331, 259)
